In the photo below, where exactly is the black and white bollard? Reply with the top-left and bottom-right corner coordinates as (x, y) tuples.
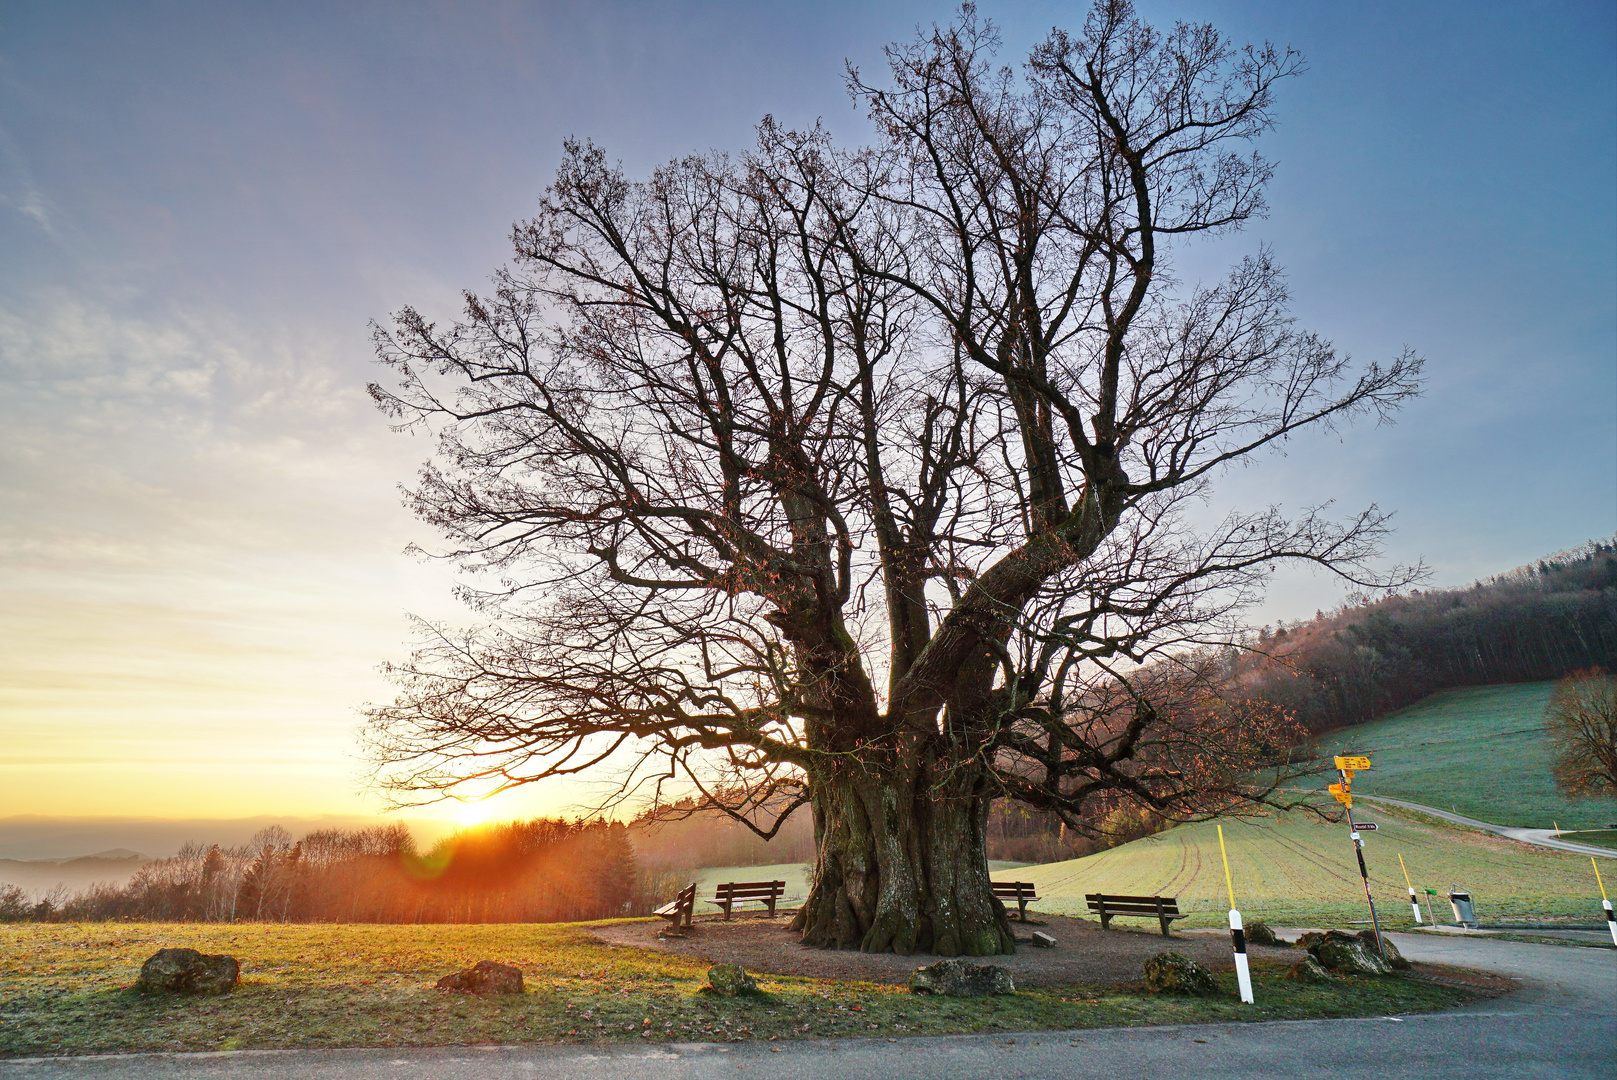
(1228, 908), (1255, 1004)
(1593, 858), (1617, 948)
(1398, 853), (1422, 924)
(1217, 824), (1255, 1004)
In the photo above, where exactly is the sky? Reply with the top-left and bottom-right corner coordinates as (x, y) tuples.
(1, 1), (1613, 851)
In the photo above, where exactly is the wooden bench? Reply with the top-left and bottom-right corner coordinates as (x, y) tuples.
(993, 881), (1040, 921)
(1085, 892), (1186, 936)
(712, 880), (786, 920)
(654, 882), (696, 930)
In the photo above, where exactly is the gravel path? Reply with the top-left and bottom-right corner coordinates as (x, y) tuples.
(588, 912), (1296, 988)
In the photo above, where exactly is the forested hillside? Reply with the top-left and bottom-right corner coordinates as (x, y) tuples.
(1234, 540), (1616, 735)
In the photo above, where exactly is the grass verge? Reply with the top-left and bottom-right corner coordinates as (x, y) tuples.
(1, 921), (1491, 1057)
(1558, 831), (1617, 851)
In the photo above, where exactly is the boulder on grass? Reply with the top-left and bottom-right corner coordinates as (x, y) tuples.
(1284, 955), (1334, 983)
(135, 948), (240, 995)
(1308, 931), (1392, 976)
(436, 960), (524, 996)
(1142, 952), (1219, 996)
(705, 964), (759, 997)
(908, 959), (1016, 997)
(1357, 930), (1410, 970)
(1244, 920), (1280, 947)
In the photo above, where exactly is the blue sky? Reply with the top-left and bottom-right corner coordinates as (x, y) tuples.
(1, 1), (1612, 831)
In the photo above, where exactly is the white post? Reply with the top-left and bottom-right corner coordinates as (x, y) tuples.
(1604, 899), (1617, 948)
(1408, 887), (1423, 924)
(1228, 908), (1255, 1004)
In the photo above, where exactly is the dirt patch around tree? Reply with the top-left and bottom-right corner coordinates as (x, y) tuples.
(588, 912), (1297, 988)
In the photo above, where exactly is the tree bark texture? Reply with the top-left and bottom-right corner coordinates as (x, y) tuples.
(790, 759), (1016, 955)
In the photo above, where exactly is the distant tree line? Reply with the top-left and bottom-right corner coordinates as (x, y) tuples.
(1229, 541), (1617, 735)
(2, 818), (650, 924)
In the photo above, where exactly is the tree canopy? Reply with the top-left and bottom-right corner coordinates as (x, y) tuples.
(365, 1), (1421, 954)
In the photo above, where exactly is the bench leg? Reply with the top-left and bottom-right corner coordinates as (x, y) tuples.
(1099, 912), (1111, 931)
(766, 898), (777, 917)
(1018, 900), (1029, 921)
(1159, 917), (1171, 937)
(719, 901), (732, 922)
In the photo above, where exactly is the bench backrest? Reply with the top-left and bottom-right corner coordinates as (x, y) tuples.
(673, 883), (696, 909)
(992, 882), (1038, 897)
(715, 880), (785, 899)
(1085, 892), (1180, 914)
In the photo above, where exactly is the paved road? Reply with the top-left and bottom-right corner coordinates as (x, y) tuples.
(1355, 794), (1617, 859)
(2, 933), (1612, 1079)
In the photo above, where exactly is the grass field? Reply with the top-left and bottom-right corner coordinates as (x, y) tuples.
(1314, 682), (1617, 829)
(0, 921), (1480, 1057)
(993, 801), (1611, 928)
(1560, 831), (1617, 851)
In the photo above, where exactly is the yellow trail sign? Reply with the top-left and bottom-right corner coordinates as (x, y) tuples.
(1335, 755), (1371, 771)
(1328, 783), (1353, 807)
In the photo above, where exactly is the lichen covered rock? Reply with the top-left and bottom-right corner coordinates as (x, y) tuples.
(135, 948), (240, 995)
(1142, 951), (1219, 996)
(1310, 931), (1393, 975)
(705, 964), (759, 997)
(1357, 930), (1410, 970)
(1284, 954), (1334, 983)
(908, 958), (1016, 997)
(1244, 920), (1280, 947)
(436, 959), (524, 996)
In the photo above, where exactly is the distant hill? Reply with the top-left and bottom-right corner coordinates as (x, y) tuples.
(1315, 681), (1617, 830)
(1234, 539), (1617, 735)
(0, 853), (149, 900)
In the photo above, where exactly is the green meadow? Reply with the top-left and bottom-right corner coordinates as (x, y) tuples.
(993, 801), (1610, 928)
(1316, 682), (1617, 829)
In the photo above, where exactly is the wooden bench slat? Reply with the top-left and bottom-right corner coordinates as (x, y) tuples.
(1084, 891), (1186, 936)
(991, 881), (1040, 921)
(712, 879), (787, 920)
(655, 882), (697, 930)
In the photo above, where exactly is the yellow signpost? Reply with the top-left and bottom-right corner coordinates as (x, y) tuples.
(1331, 755), (1385, 957)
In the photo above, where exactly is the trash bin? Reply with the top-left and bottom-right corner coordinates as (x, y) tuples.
(1448, 886), (1476, 927)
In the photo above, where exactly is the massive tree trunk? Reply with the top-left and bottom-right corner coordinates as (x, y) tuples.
(789, 756), (1016, 955)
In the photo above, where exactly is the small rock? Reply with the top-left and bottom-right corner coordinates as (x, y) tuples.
(1284, 955), (1334, 983)
(705, 964), (759, 997)
(436, 959), (524, 996)
(1142, 952), (1219, 996)
(1311, 932), (1392, 976)
(1029, 931), (1058, 949)
(135, 948), (240, 995)
(908, 958), (1016, 997)
(1355, 930), (1410, 970)
(1244, 920), (1280, 947)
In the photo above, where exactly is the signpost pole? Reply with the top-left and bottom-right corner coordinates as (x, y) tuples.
(1217, 824), (1255, 1004)
(1592, 857), (1617, 948)
(1398, 852), (1422, 924)
(1346, 800), (1387, 958)
(1332, 756), (1386, 960)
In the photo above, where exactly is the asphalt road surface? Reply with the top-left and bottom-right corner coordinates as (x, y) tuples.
(2, 933), (1612, 1080)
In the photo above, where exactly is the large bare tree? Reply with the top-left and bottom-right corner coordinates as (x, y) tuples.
(365, 1), (1422, 956)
